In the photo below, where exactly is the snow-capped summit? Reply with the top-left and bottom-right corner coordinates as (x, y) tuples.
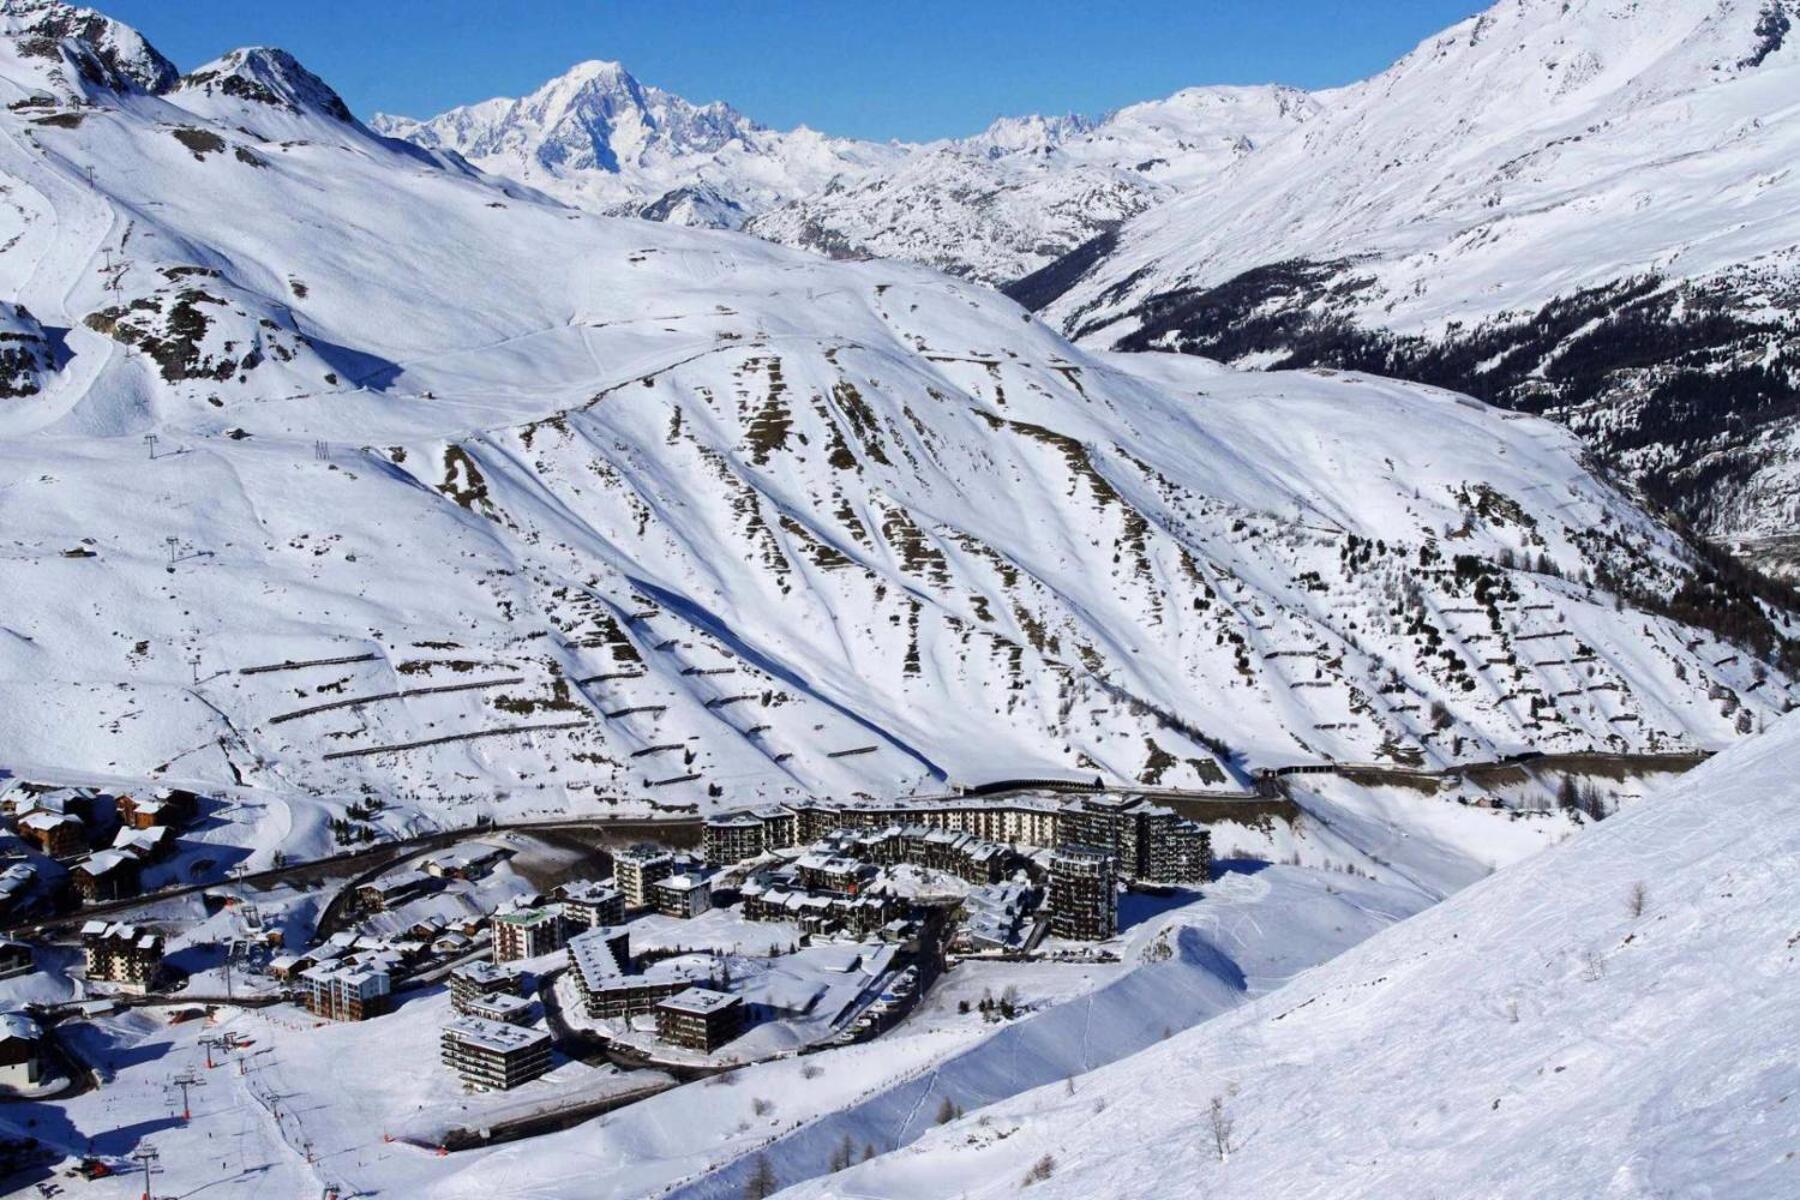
(371, 59), (900, 227)
(373, 60), (1321, 263)
(0, 0), (177, 97)
(174, 47), (355, 125)
(963, 112), (1096, 158)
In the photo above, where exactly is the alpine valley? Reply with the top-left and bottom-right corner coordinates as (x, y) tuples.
(0, 2), (1794, 1199)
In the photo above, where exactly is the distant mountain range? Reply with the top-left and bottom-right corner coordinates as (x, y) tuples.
(372, 64), (1321, 286)
(370, 3), (1800, 558)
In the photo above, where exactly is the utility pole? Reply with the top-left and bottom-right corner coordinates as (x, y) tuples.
(143, 433), (158, 460)
(130, 1143), (161, 1200)
(171, 1070), (204, 1122)
(165, 536), (180, 567)
(100, 249), (132, 357)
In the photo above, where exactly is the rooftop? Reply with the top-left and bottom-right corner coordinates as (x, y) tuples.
(657, 986), (742, 1017)
(451, 960), (519, 986)
(466, 992), (533, 1021)
(443, 1014), (550, 1054)
(494, 906), (560, 928)
(615, 844), (674, 865)
(561, 879), (621, 903)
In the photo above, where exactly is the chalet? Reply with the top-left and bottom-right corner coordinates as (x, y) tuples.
(3, 785), (100, 822)
(654, 987), (744, 1053)
(81, 921), (163, 993)
(114, 788), (195, 831)
(110, 825), (174, 863)
(0, 1012), (46, 1089)
(73, 849), (142, 903)
(17, 811), (86, 858)
(422, 844), (505, 881)
(356, 869), (432, 912)
(796, 853), (871, 897)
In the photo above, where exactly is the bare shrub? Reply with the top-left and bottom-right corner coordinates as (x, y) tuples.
(1208, 1095), (1235, 1163)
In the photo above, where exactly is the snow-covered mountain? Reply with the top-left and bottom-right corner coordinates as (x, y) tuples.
(374, 60), (1321, 281)
(370, 59), (903, 229)
(1018, 0), (1800, 549)
(0, 1), (1794, 822)
(747, 86), (1323, 285)
(774, 708), (1800, 1200)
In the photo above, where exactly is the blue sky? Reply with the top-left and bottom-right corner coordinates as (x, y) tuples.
(103, 0), (1482, 139)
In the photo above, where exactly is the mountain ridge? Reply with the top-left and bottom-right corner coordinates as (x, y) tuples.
(1018, 0), (1800, 553)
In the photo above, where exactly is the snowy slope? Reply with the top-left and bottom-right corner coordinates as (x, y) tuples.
(370, 59), (904, 230)
(776, 711), (1800, 1200)
(746, 86), (1322, 285)
(1027, 0), (1800, 544)
(0, 2), (1792, 822)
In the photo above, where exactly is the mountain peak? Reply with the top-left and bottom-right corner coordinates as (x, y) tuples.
(1, 0), (179, 96)
(175, 46), (354, 123)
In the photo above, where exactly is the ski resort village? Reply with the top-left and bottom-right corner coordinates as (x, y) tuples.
(1, 0), (1799, 1197)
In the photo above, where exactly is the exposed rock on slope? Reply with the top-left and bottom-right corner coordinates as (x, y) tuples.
(0, 300), (55, 396)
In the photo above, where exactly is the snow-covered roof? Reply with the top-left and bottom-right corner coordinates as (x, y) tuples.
(443, 1014), (548, 1054)
(657, 986), (740, 1016)
(77, 849), (138, 877)
(19, 809), (80, 830)
(493, 906), (560, 928)
(0, 1012), (41, 1043)
(560, 879), (621, 904)
(465, 992), (532, 1022)
(451, 959), (520, 987)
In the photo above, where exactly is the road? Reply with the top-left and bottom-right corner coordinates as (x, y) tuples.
(7, 814), (702, 940)
(7, 749), (1709, 941)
